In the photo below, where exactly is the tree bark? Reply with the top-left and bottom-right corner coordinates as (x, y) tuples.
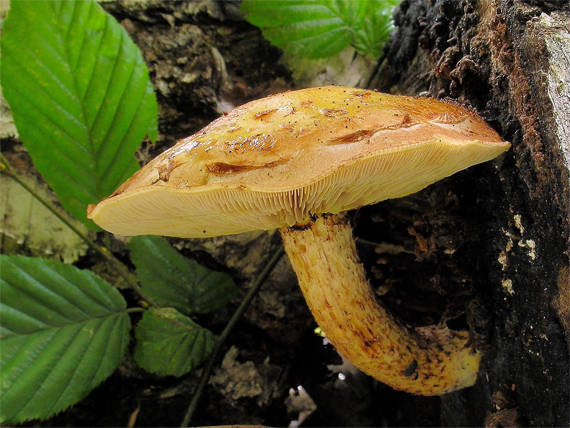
(372, 1), (569, 425)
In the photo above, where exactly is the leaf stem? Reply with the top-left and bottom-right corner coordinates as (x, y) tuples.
(0, 153), (155, 305)
(180, 246), (285, 427)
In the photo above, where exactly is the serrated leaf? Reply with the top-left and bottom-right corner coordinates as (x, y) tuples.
(130, 236), (238, 316)
(0, 0), (158, 227)
(134, 307), (214, 377)
(352, 3), (398, 58)
(0, 255), (130, 423)
(241, 0), (400, 58)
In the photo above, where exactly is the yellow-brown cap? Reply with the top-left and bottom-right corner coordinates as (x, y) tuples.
(88, 86), (510, 237)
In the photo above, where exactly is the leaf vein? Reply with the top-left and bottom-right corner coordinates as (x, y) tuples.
(5, 261), (92, 321)
(63, 5), (108, 195)
(1, 83), (94, 171)
(93, 31), (136, 158)
(48, 317), (108, 413)
(97, 74), (148, 180)
(13, 326), (82, 419)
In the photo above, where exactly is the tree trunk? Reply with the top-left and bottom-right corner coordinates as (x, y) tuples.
(371, 1), (569, 425)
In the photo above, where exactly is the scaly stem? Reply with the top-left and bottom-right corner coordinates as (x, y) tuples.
(180, 246), (285, 427)
(280, 214), (481, 395)
(0, 153), (154, 305)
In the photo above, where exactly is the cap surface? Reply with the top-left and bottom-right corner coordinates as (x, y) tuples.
(88, 86), (510, 237)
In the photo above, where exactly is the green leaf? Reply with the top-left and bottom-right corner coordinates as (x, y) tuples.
(134, 308), (214, 377)
(241, 0), (401, 58)
(352, 1), (399, 58)
(0, 0), (158, 227)
(130, 236), (238, 316)
(0, 255), (130, 423)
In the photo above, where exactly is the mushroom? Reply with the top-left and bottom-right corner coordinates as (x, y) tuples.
(88, 86), (510, 395)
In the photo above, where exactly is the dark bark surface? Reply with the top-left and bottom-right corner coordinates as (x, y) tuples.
(16, 0), (568, 426)
(373, 1), (569, 426)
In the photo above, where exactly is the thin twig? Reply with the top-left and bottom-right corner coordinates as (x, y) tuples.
(0, 153), (155, 305)
(355, 237), (381, 247)
(180, 246), (285, 427)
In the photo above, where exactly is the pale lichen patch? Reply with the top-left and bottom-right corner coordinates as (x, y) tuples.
(498, 234), (514, 271)
(499, 214), (536, 267)
(519, 239), (537, 261)
(502, 279), (515, 295)
(0, 174), (88, 263)
(498, 251), (508, 271)
(513, 213), (525, 235)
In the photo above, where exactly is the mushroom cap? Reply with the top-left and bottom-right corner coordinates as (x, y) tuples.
(88, 86), (510, 237)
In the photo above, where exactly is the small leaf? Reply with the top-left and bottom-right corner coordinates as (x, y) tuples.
(352, 1), (398, 58)
(130, 236), (238, 316)
(0, 255), (130, 423)
(134, 308), (215, 377)
(0, 0), (158, 227)
(241, 0), (401, 58)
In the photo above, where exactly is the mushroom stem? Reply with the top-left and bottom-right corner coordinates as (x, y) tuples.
(280, 214), (481, 395)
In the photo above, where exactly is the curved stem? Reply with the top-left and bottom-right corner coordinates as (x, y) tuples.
(280, 214), (481, 396)
(180, 246), (285, 427)
(0, 153), (155, 305)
